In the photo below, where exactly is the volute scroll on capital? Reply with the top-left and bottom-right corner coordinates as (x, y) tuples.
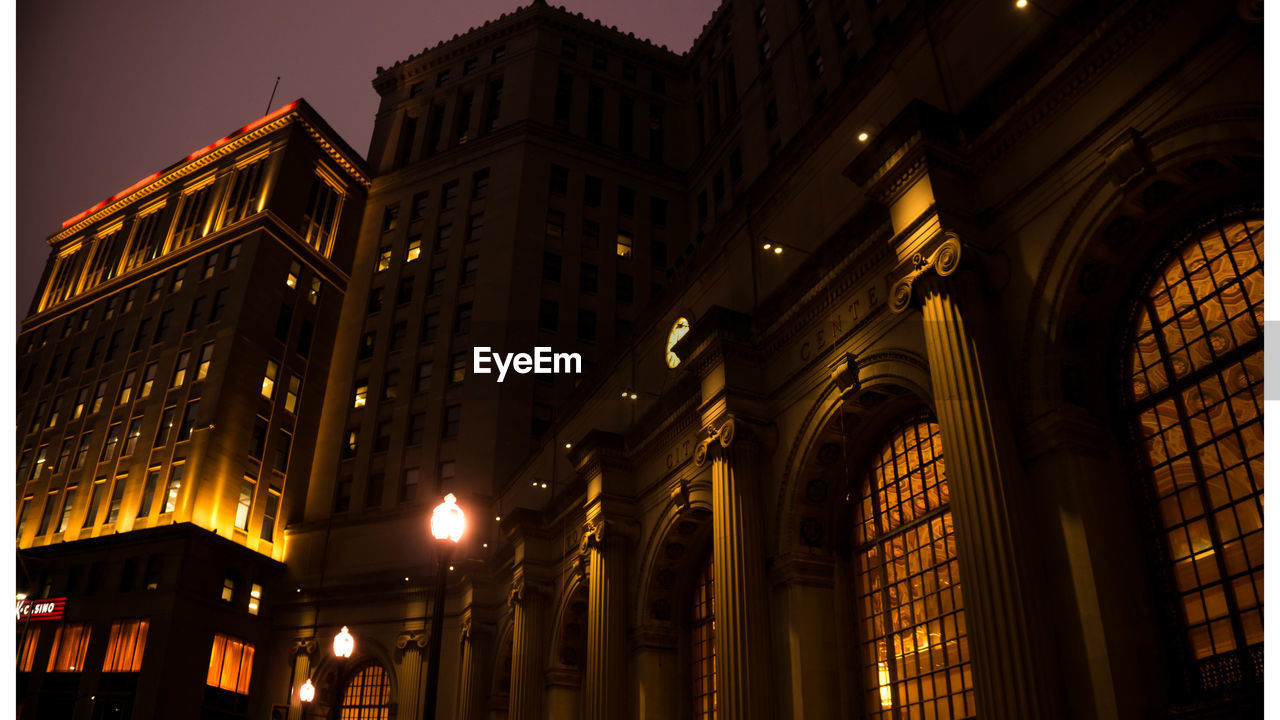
(292, 638), (319, 657)
(395, 630), (429, 651)
(889, 232), (966, 313)
(692, 414), (773, 467)
(508, 576), (551, 611)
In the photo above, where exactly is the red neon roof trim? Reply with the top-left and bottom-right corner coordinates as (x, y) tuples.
(61, 101), (301, 230)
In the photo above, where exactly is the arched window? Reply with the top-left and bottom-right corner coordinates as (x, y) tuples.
(340, 663), (391, 720)
(1125, 215), (1263, 688)
(692, 554), (716, 719)
(854, 416), (973, 719)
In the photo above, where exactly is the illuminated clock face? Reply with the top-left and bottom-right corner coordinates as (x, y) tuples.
(666, 317), (690, 368)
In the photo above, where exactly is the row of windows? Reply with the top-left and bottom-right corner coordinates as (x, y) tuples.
(395, 77), (505, 168)
(552, 69), (666, 162)
(559, 38), (667, 94)
(17, 619), (150, 674)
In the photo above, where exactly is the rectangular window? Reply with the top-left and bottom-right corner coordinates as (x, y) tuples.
(457, 91), (474, 143)
(197, 342), (214, 381)
(250, 418), (268, 460)
(617, 231), (634, 259)
(235, 478), (255, 531)
(454, 303), (472, 335)
(408, 413), (426, 446)
(137, 468), (160, 518)
(286, 261), (300, 289)
(172, 184), (214, 248)
(353, 381), (368, 409)
(102, 619), (150, 673)
(154, 407), (175, 448)
(104, 331), (121, 362)
(422, 313), (439, 343)
(389, 322), (406, 350)
(582, 219), (600, 249)
(365, 472), (384, 509)
(618, 186), (635, 216)
(125, 211), (165, 271)
(334, 476), (352, 513)
(203, 254), (217, 279)
(545, 210), (564, 239)
(178, 400), (199, 441)
(101, 423), (123, 462)
(472, 169), (490, 199)
(397, 277), (414, 305)
(467, 213), (484, 243)
(401, 467), (420, 503)
(84, 480), (106, 529)
(416, 361), (433, 392)
(261, 360), (278, 399)
(186, 296), (206, 332)
(273, 431), (291, 473)
(383, 370), (400, 401)
(73, 432), (92, 469)
(123, 417), (142, 456)
(298, 320), (314, 357)
(17, 496), (33, 539)
(367, 287), (384, 314)
(55, 440), (73, 474)
(106, 475), (126, 524)
(209, 287), (228, 323)
(439, 460), (456, 486)
(411, 192), (430, 220)
(587, 84), (603, 142)
(543, 252), (562, 283)
(429, 267), (446, 295)
(441, 181), (458, 210)
(163, 465), (184, 513)
(550, 164), (569, 196)
(284, 375), (300, 414)
(461, 256), (479, 285)
(56, 485), (77, 533)
(406, 235), (422, 262)
(302, 176), (341, 253)
(554, 72), (573, 127)
(260, 488), (280, 543)
(274, 304), (293, 342)
(377, 245), (392, 272)
(206, 633), (254, 695)
(18, 626), (40, 672)
(450, 353), (467, 384)
(617, 274), (633, 303)
(580, 263), (598, 293)
(443, 404), (461, 438)
(171, 350), (190, 387)
(131, 320), (149, 353)
(47, 623), (92, 673)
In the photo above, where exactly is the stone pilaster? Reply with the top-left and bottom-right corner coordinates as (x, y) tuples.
(288, 638), (318, 720)
(456, 616), (493, 720)
(395, 630), (428, 717)
(892, 234), (1056, 720)
(508, 576), (550, 720)
(582, 518), (634, 719)
(695, 416), (775, 720)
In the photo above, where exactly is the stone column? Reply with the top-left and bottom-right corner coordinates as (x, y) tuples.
(508, 577), (549, 720)
(892, 233), (1055, 720)
(395, 630), (428, 718)
(456, 616), (493, 720)
(288, 639), (317, 720)
(582, 518), (633, 719)
(695, 416), (775, 720)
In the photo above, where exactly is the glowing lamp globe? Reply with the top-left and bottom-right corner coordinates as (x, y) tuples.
(431, 493), (467, 543)
(299, 678), (316, 703)
(333, 626), (355, 659)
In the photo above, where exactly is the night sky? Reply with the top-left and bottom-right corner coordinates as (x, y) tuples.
(16, 0), (720, 322)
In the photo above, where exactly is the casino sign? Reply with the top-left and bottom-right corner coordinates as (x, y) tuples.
(15, 597), (66, 622)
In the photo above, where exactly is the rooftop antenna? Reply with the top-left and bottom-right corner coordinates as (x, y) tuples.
(265, 76), (281, 115)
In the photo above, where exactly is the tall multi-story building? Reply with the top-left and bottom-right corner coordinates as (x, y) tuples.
(17, 0), (1262, 719)
(16, 100), (369, 719)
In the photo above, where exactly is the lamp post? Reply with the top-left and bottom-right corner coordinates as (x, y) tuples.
(328, 626), (355, 720)
(423, 493), (466, 720)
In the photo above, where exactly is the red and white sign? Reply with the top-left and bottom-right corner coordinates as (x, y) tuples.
(15, 597), (65, 622)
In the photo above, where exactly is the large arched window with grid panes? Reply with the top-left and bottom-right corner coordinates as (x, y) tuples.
(1124, 213), (1263, 691)
(691, 553), (716, 719)
(854, 415), (973, 719)
(340, 663), (392, 720)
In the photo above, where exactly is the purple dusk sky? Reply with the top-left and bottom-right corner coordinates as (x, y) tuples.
(16, 0), (721, 323)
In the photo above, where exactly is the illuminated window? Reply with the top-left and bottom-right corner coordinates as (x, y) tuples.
(84, 479), (106, 529)
(222, 576), (237, 603)
(377, 246), (392, 272)
(309, 276), (322, 304)
(249, 584), (263, 615)
(206, 633), (254, 695)
(286, 261), (301, 289)
(262, 360), (278, 399)
(236, 479), (255, 531)
(118, 369), (136, 405)
(105, 475), (127, 525)
(178, 400), (200, 441)
(18, 627), (40, 672)
(125, 210), (166, 271)
(353, 381), (368, 409)
(407, 236), (422, 262)
(197, 342), (214, 381)
(163, 465), (184, 514)
(102, 619), (149, 673)
(154, 406), (176, 448)
(223, 157), (268, 225)
(261, 489), (280, 543)
(37, 492), (58, 536)
(616, 231), (633, 258)
(284, 375), (300, 414)
(73, 432), (92, 469)
(47, 623), (92, 672)
(72, 386), (88, 420)
(340, 664), (392, 720)
(140, 362), (158, 398)
(122, 417), (142, 456)
(854, 417), (973, 719)
(302, 176), (341, 254)
(1124, 215), (1263, 689)
(692, 554), (716, 719)
(172, 349), (190, 387)
(137, 468), (160, 518)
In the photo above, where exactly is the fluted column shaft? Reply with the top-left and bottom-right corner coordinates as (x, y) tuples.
(509, 582), (548, 720)
(917, 269), (1054, 720)
(703, 419), (774, 720)
(584, 523), (630, 719)
(288, 648), (314, 720)
(396, 640), (425, 719)
(457, 621), (491, 720)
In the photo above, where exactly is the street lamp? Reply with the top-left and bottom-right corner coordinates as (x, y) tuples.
(299, 678), (316, 703)
(333, 626), (355, 659)
(423, 493), (466, 720)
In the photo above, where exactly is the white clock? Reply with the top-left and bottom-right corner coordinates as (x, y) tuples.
(666, 317), (690, 368)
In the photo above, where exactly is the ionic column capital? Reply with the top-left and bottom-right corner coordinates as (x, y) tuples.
(508, 576), (552, 611)
(693, 414), (774, 466)
(395, 629), (429, 652)
(292, 638), (318, 657)
(890, 232), (1010, 313)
